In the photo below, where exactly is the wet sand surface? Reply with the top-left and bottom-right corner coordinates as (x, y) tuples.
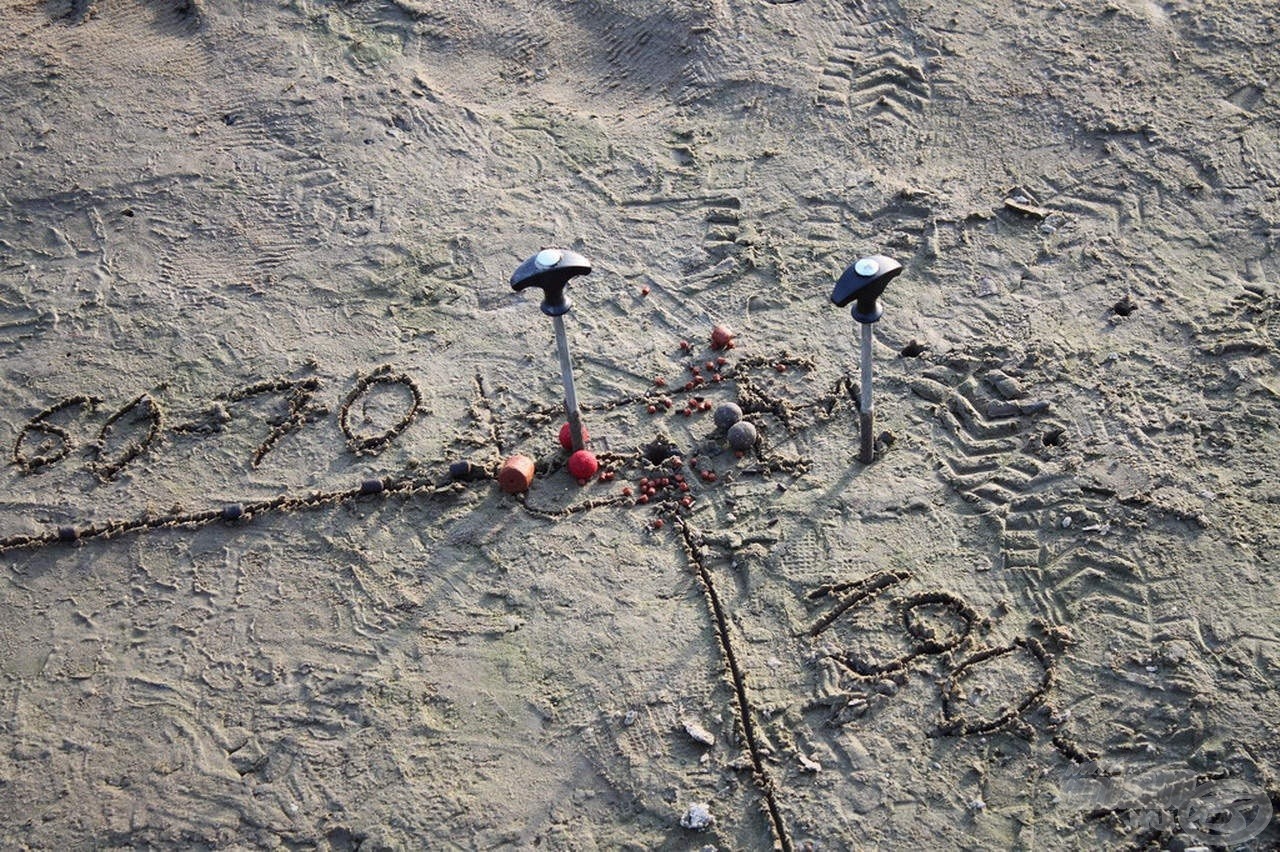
(1, 1), (1278, 848)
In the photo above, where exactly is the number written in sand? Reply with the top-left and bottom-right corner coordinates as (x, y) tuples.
(938, 638), (1053, 736)
(221, 376), (325, 468)
(810, 571), (1053, 735)
(11, 367), (424, 480)
(91, 393), (163, 482)
(338, 366), (424, 456)
(11, 394), (100, 473)
(810, 570), (979, 676)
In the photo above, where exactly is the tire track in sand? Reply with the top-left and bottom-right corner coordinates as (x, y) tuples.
(814, 0), (931, 156)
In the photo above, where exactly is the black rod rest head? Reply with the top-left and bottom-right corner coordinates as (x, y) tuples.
(510, 248), (593, 317)
(832, 254), (903, 323)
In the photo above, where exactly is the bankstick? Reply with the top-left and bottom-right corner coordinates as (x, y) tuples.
(511, 248), (593, 452)
(831, 255), (903, 464)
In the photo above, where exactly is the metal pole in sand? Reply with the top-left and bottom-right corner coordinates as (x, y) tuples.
(859, 319), (875, 464)
(552, 312), (585, 451)
(511, 247), (593, 451)
(831, 254), (903, 464)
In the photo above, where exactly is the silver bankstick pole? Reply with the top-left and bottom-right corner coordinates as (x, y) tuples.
(553, 313), (585, 452)
(510, 247), (594, 453)
(860, 320), (874, 464)
(831, 254), (903, 467)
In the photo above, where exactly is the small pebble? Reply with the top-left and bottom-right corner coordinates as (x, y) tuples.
(220, 504), (244, 522)
(360, 478), (385, 495)
(727, 420), (757, 451)
(623, 710), (638, 727)
(681, 803), (715, 831)
(713, 402), (743, 431)
(683, 719), (716, 746)
(57, 525), (78, 542)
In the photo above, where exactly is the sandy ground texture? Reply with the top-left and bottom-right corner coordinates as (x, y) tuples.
(1, 0), (1279, 848)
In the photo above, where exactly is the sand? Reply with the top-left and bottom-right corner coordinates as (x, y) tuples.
(1, 0), (1278, 848)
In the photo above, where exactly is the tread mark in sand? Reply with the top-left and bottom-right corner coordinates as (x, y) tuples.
(1035, 533), (1217, 764)
(916, 356), (1204, 724)
(1195, 288), (1277, 357)
(46, 0), (207, 76)
(816, 2), (929, 144)
(568, 0), (720, 98)
(702, 194), (743, 262)
(54, 0), (203, 32)
(1036, 162), (1144, 237)
(1032, 138), (1226, 241)
(1042, 544), (1183, 656)
(912, 356), (1100, 614)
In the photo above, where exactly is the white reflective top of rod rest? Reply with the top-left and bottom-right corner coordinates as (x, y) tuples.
(854, 257), (879, 277)
(535, 248), (563, 268)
